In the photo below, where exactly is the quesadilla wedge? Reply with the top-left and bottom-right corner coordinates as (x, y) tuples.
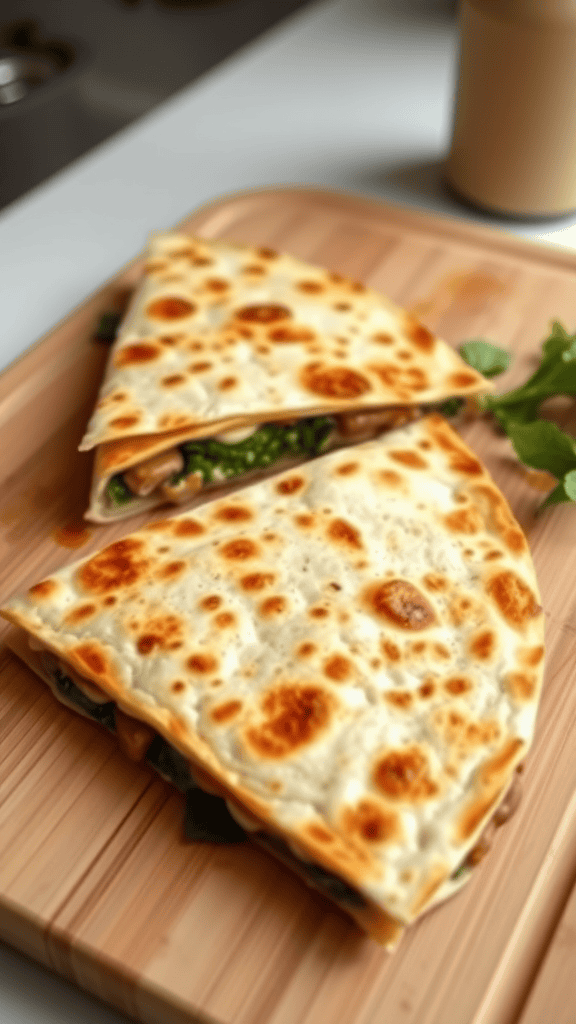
(81, 233), (490, 521)
(1, 415), (544, 947)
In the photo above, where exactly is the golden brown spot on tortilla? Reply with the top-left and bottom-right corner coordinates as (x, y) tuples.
(161, 374), (186, 387)
(211, 699), (242, 724)
(204, 277), (228, 292)
(110, 415), (140, 429)
(174, 518), (204, 537)
(306, 824), (334, 844)
(259, 595), (287, 618)
(240, 572), (275, 592)
(381, 639), (401, 662)
(214, 504), (253, 523)
(137, 634), (160, 654)
(268, 326), (315, 343)
(365, 579), (436, 631)
(378, 469), (403, 487)
(220, 538), (259, 561)
(115, 342), (161, 366)
(242, 263), (265, 275)
(374, 746), (437, 802)
(214, 611), (236, 629)
(146, 297), (195, 320)
(423, 573), (448, 592)
(297, 641), (316, 657)
(456, 738), (525, 842)
(236, 303), (290, 324)
(448, 595), (478, 627)
(158, 412), (195, 430)
(505, 671), (537, 701)
(410, 640), (427, 655)
(333, 301), (352, 311)
(64, 603), (97, 625)
(323, 654), (353, 682)
(419, 680), (436, 698)
(482, 737), (525, 786)
(218, 376), (237, 391)
(171, 680), (186, 694)
(485, 549), (504, 561)
(292, 513), (313, 531)
(343, 800), (401, 844)
(257, 247), (277, 259)
(74, 642), (107, 677)
(336, 461), (359, 477)
(469, 483), (527, 554)
(157, 560), (187, 581)
(373, 332), (393, 345)
(405, 317), (436, 353)
(521, 644), (545, 667)
(327, 517), (363, 549)
(300, 363), (372, 399)
(189, 361), (212, 372)
(433, 643), (451, 660)
(447, 371), (482, 389)
(136, 613), (182, 655)
(309, 606), (329, 619)
(445, 506), (485, 534)
(429, 420), (484, 475)
(79, 538), (148, 594)
(297, 279), (324, 293)
(246, 684), (333, 758)
(200, 595), (222, 611)
(445, 675), (472, 695)
(276, 475), (305, 495)
(187, 652), (219, 674)
(385, 691), (413, 709)
(104, 595), (117, 606)
(389, 449), (428, 469)
(486, 571), (541, 630)
(469, 630), (497, 661)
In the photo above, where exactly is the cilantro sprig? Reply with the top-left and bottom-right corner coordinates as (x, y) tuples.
(452, 323), (576, 511)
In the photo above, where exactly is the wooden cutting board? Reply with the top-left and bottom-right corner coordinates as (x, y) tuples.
(2, 186), (576, 1024)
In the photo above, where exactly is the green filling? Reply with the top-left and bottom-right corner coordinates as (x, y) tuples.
(106, 474), (133, 506)
(106, 415), (335, 506)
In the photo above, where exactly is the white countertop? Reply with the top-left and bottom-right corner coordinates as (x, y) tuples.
(1, 0), (575, 1021)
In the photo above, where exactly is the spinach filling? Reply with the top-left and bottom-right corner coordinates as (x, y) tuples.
(106, 414), (335, 506)
(53, 667), (117, 730)
(50, 668), (367, 901)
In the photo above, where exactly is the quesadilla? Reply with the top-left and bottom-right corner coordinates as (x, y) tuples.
(1, 415), (544, 946)
(80, 233), (490, 521)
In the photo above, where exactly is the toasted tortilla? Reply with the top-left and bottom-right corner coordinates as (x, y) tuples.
(80, 233), (490, 521)
(2, 415), (543, 946)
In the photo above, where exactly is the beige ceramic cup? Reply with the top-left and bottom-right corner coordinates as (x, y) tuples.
(446, 0), (576, 218)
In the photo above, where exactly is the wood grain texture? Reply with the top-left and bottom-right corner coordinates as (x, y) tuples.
(2, 186), (576, 1024)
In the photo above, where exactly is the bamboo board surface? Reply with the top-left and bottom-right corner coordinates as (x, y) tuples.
(2, 186), (576, 1024)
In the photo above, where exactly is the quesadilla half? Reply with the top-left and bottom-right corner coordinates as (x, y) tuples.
(81, 233), (490, 521)
(1, 415), (544, 946)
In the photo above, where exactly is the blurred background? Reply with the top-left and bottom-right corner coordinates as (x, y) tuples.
(0, 0), (313, 210)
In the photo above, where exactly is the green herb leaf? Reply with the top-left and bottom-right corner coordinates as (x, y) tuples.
(438, 396), (465, 418)
(484, 322), (576, 425)
(459, 339), (511, 379)
(94, 311), (122, 343)
(505, 420), (576, 479)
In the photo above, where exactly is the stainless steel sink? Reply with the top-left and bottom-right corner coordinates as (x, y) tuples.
(0, 0), (312, 210)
